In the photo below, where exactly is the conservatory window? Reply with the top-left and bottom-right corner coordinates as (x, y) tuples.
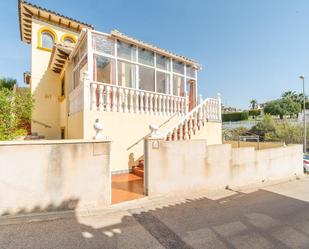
(139, 66), (155, 91)
(117, 41), (137, 61)
(93, 55), (116, 84)
(118, 61), (137, 88)
(156, 71), (170, 94)
(138, 48), (154, 66)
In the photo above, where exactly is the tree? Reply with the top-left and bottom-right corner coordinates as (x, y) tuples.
(0, 77), (17, 90)
(264, 98), (301, 119)
(0, 86), (34, 140)
(250, 99), (258, 110)
(250, 114), (276, 140)
(281, 91), (297, 100)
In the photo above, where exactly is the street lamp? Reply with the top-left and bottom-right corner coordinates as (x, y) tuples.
(300, 75), (306, 153)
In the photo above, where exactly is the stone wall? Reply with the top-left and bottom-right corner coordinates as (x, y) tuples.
(144, 139), (303, 195)
(0, 140), (111, 216)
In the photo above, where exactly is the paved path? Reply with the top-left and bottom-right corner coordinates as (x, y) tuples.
(2, 178), (309, 249)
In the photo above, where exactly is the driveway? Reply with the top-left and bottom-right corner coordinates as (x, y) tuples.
(1, 178), (309, 249)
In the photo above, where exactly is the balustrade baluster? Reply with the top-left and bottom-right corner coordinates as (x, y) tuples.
(98, 85), (104, 111)
(140, 92), (144, 114)
(129, 90), (134, 113)
(91, 83), (97, 110)
(112, 86), (117, 112)
(179, 124), (183, 140)
(174, 97), (177, 115)
(123, 89), (129, 113)
(135, 91), (139, 113)
(188, 115), (193, 138)
(154, 94), (158, 115)
(167, 132), (172, 141)
(177, 97), (181, 116)
(149, 94), (154, 115)
(162, 96), (166, 116)
(166, 96), (170, 116)
(158, 95), (162, 116)
(118, 88), (123, 112)
(184, 120), (189, 140)
(185, 97), (189, 114)
(145, 92), (149, 114)
(173, 128), (178, 141)
(105, 86), (111, 112)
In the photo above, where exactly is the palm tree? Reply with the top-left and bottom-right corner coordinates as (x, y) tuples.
(250, 99), (258, 110)
(281, 91), (297, 100)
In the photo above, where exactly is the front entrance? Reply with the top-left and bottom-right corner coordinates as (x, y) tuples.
(111, 160), (145, 204)
(186, 79), (196, 111)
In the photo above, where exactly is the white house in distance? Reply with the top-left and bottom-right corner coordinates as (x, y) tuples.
(18, 0), (222, 174)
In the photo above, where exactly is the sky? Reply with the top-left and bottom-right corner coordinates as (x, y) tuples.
(0, 0), (309, 109)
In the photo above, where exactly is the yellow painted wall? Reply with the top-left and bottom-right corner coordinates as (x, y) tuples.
(30, 18), (79, 139)
(83, 111), (170, 172)
(67, 111), (84, 139)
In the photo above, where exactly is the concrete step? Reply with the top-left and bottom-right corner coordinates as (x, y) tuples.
(132, 166), (144, 178)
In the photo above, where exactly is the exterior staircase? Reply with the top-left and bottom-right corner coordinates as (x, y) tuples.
(159, 96), (222, 141)
(131, 95), (221, 178)
(132, 159), (144, 178)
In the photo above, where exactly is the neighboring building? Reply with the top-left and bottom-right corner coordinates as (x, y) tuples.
(18, 0), (222, 172)
(222, 105), (241, 113)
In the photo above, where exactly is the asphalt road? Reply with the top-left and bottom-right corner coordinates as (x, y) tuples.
(2, 178), (309, 249)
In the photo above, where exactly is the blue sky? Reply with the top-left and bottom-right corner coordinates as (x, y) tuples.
(0, 0), (309, 109)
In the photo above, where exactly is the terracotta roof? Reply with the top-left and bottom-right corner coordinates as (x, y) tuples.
(111, 30), (201, 68)
(18, 0), (93, 44)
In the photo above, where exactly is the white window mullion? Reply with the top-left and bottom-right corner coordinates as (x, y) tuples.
(115, 38), (118, 86)
(136, 46), (139, 90)
(170, 58), (173, 95)
(87, 30), (93, 81)
(154, 52), (157, 93)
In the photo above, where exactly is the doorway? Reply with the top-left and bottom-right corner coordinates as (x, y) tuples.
(186, 79), (196, 111)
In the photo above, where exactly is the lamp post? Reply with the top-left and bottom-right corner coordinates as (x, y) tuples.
(300, 75), (306, 153)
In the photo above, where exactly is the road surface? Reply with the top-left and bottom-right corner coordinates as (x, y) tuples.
(1, 178), (309, 249)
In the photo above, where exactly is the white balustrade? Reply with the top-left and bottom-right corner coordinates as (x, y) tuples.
(129, 90), (134, 113)
(124, 89), (129, 113)
(135, 90), (140, 113)
(105, 86), (111, 112)
(161, 96), (221, 141)
(98, 85), (104, 111)
(84, 82), (188, 116)
(112, 86), (117, 112)
(149, 94), (154, 115)
(145, 92), (149, 114)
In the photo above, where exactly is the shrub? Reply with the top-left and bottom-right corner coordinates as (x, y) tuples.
(248, 109), (261, 116)
(222, 111), (249, 122)
(0, 87), (34, 140)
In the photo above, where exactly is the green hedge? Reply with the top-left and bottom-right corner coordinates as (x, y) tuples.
(222, 111), (249, 122)
(248, 109), (261, 116)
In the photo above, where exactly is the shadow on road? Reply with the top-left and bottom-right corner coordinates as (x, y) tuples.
(2, 189), (309, 249)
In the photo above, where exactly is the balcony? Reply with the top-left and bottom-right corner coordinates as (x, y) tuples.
(69, 29), (200, 116)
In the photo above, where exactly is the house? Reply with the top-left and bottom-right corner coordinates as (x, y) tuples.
(18, 0), (222, 173)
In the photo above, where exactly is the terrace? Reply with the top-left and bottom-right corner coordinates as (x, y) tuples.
(69, 29), (201, 116)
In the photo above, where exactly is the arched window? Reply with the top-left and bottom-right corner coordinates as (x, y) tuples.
(38, 27), (57, 52)
(63, 37), (75, 44)
(61, 34), (77, 45)
(41, 31), (54, 49)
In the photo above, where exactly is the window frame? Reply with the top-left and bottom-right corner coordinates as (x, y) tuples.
(61, 34), (77, 44)
(37, 27), (58, 52)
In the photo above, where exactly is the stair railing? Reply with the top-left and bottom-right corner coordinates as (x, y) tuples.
(161, 94), (221, 141)
(31, 119), (52, 129)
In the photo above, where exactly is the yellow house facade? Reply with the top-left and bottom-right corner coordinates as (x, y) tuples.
(18, 0), (222, 173)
